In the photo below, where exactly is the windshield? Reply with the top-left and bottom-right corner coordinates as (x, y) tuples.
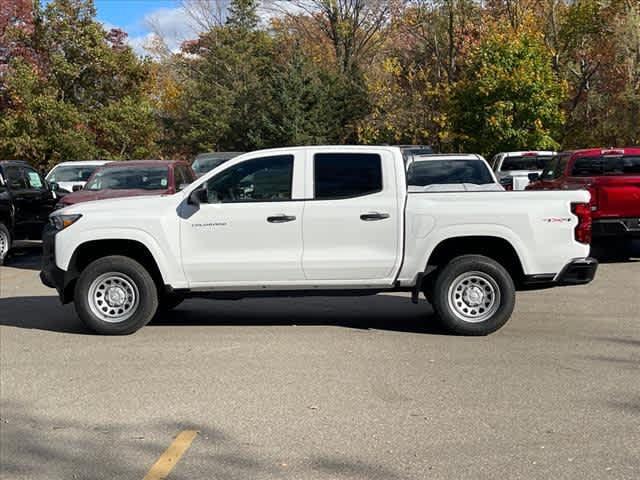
(192, 158), (229, 174)
(48, 165), (99, 183)
(407, 160), (494, 186)
(85, 166), (169, 191)
(500, 156), (551, 171)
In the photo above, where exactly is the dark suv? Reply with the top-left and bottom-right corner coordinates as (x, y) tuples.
(0, 160), (56, 263)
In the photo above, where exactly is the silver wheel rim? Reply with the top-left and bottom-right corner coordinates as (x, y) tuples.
(447, 271), (501, 323)
(87, 272), (140, 323)
(0, 229), (8, 259)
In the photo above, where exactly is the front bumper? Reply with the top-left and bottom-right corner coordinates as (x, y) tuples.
(40, 223), (69, 302)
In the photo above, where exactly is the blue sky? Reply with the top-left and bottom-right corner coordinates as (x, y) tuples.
(93, 0), (196, 54)
(90, 0), (292, 54)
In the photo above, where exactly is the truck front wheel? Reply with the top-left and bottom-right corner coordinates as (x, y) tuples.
(431, 255), (515, 336)
(0, 223), (11, 265)
(74, 255), (158, 335)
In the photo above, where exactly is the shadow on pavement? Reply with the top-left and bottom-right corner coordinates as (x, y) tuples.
(0, 399), (405, 480)
(0, 294), (446, 336)
(3, 242), (42, 271)
(0, 296), (89, 334)
(151, 295), (447, 335)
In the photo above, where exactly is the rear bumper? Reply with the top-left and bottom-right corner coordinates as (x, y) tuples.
(592, 218), (640, 239)
(555, 257), (598, 285)
(522, 257), (598, 288)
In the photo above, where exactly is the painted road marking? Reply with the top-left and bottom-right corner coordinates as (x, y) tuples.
(143, 430), (198, 480)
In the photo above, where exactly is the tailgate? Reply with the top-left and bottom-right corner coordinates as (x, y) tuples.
(593, 176), (640, 218)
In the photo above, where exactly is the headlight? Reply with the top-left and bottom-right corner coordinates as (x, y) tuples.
(50, 214), (82, 230)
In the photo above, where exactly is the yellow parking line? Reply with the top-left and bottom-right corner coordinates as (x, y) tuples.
(143, 430), (198, 480)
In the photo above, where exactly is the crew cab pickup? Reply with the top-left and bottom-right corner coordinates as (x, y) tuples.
(41, 146), (598, 336)
(527, 148), (640, 256)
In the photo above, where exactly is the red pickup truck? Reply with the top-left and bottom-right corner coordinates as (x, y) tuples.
(527, 148), (640, 257)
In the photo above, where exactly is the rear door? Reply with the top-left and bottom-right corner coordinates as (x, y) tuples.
(302, 149), (401, 281)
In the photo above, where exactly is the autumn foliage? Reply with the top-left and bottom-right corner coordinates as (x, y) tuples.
(1, 0), (638, 169)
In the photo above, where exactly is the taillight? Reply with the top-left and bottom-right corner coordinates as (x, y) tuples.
(586, 184), (599, 212)
(571, 202), (592, 244)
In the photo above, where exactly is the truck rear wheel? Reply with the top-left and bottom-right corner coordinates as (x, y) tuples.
(431, 255), (515, 336)
(74, 255), (158, 335)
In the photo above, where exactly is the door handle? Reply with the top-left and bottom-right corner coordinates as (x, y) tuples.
(360, 212), (390, 221)
(267, 214), (296, 223)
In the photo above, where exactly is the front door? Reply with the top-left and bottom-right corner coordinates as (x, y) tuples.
(180, 153), (305, 286)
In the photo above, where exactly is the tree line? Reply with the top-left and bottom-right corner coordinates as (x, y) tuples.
(1, 0), (638, 170)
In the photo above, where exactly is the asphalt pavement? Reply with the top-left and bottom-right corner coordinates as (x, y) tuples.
(1, 245), (638, 480)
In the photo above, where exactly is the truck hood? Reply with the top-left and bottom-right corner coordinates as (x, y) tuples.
(59, 188), (169, 206)
(56, 191), (181, 215)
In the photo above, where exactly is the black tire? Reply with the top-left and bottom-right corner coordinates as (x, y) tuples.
(0, 223), (11, 265)
(431, 255), (515, 336)
(74, 255), (158, 335)
(157, 292), (186, 312)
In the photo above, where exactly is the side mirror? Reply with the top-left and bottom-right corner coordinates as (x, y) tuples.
(48, 181), (59, 191)
(72, 185), (83, 192)
(188, 187), (208, 205)
(528, 172), (540, 182)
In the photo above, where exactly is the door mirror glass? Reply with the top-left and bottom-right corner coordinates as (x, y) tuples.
(72, 185), (83, 192)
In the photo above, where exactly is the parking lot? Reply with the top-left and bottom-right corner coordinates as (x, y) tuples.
(1, 245), (639, 480)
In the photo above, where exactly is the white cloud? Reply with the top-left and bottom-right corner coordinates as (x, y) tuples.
(103, 1), (307, 57)
(143, 6), (200, 53)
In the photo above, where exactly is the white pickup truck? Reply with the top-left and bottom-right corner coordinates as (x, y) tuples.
(41, 146), (598, 335)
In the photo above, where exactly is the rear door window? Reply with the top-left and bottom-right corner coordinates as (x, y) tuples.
(314, 153), (382, 199)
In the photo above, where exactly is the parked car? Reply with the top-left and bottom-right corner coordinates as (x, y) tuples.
(45, 160), (109, 193)
(491, 151), (556, 190)
(0, 160), (56, 263)
(191, 152), (244, 177)
(406, 153), (503, 191)
(42, 146), (597, 335)
(56, 160), (196, 208)
(397, 145), (434, 164)
(526, 147), (640, 258)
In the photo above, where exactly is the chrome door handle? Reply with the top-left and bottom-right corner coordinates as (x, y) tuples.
(267, 214), (296, 223)
(360, 212), (390, 221)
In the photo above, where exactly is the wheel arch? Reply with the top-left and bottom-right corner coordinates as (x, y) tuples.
(421, 235), (526, 291)
(62, 238), (167, 303)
